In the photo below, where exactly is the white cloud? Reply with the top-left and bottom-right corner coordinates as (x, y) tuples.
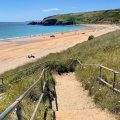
(42, 8), (60, 12)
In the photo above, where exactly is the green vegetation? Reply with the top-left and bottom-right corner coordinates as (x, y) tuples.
(88, 35), (94, 40)
(0, 68), (55, 119)
(1, 30), (120, 119)
(39, 9), (120, 25)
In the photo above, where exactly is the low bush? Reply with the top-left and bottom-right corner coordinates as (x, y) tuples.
(88, 35), (94, 40)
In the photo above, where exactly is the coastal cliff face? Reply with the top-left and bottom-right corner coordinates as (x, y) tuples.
(40, 19), (74, 25)
(29, 18), (74, 25)
(29, 9), (120, 25)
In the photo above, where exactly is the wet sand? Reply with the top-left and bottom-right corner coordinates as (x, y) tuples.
(0, 24), (119, 74)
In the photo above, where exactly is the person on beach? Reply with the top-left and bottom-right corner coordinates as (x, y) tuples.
(27, 54), (35, 59)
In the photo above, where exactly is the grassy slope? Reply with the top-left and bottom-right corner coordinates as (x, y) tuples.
(0, 67), (55, 119)
(1, 30), (120, 119)
(42, 9), (120, 24)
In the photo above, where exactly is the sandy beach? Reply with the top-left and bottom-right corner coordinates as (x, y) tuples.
(0, 24), (119, 74)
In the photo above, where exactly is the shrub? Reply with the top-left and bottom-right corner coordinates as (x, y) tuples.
(88, 35), (94, 40)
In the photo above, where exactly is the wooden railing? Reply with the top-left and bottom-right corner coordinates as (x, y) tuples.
(0, 67), (58, 120)
(76, 59), (120, 93)
(98, 65), (120, 93)
(0, 62), (47, 86)
(0, 60), (63, 86)
(1, 58), (120, 119)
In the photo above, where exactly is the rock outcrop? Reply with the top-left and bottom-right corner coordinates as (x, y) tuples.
(29, 19), (74, 26)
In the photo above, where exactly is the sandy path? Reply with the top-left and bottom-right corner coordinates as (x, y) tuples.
(54, 73), (116, 120)
(0, 24), (119, 74)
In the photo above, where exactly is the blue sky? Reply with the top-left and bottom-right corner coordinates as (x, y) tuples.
(0, 0), (120, 22)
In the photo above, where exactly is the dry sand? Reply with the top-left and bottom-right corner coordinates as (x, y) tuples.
(0, 24), (119, 74)
(54, 73), (116, 120)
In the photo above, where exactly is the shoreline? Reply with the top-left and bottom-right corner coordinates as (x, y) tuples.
(0, 24), (119, 74)
(0, 25), (87, 42)
(0, 24), (119, 43)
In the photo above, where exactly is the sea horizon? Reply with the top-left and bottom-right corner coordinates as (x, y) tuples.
(0, 22), (87, 41)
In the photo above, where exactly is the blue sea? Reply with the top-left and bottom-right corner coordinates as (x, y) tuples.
(0, 22), (86, 40)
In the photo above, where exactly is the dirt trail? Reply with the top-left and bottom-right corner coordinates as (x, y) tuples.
(53, 73), (116, 120)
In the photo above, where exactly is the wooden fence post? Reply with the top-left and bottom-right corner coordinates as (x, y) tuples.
(0, 78), (4, 85)
(44, 69), (46, 82)
(2, 78), (4, 84)
(16, 105), (22, 120)
(41, 74), (44, 93)
(99, 65), (102, 78)
(54, 85), (58, 111)
(48, 93), (52, 109)
(113, 71), (116, 92)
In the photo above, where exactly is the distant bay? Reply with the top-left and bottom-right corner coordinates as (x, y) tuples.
(0, 22), (87, 40)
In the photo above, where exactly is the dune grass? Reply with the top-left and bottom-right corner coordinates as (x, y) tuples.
(0, 30), (120, 119)
(0, 69), (55, 120)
